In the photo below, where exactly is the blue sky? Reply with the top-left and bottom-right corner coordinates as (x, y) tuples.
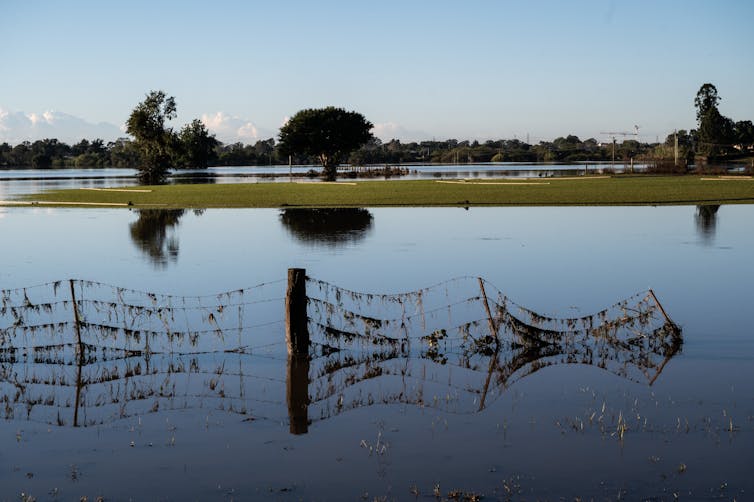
(1, 0), (753, 144)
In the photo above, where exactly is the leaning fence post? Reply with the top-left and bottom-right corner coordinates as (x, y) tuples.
(477, 277), (501, 412)
(69, 279), (85, 362)
(648, 289), (676, 328)
(69, 279), (85, 427)
(478, 277), (498, 338)
(285, 268), (309, 356)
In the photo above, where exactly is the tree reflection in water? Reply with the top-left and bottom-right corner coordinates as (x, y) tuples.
(279, 208), (373, 247)
(129, 209), (186, 267)
(695, 204), (720, 244)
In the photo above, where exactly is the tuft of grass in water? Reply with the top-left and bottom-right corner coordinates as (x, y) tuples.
(14, 175), (754, 208)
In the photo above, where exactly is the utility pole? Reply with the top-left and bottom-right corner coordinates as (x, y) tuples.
(674, 130), (679, 167)
(600, 127), (639, 171)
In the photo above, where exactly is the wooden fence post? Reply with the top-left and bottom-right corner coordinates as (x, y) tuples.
(69, 279), (85, 427)
(648, 289), (677, 329)
(285, 268), (309, 356)
(477, 277), (498, 338)
(69, 280), (85, 362)
(477, 277), (501, 411)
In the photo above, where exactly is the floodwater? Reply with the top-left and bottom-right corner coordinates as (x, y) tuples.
(1, 203), (753, 500)
(0, 162), (636, 198)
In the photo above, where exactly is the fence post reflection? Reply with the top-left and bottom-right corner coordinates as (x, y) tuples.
(0, 272), (681, 431)
(287, 354), (310, 434)
(73, 357), (83, 427)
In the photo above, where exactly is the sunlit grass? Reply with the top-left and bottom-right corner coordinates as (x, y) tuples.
(15, 175), (754, 208)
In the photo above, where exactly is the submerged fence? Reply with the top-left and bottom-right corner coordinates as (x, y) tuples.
(0, 278), (288, 426)
(0, 270), (682, 432)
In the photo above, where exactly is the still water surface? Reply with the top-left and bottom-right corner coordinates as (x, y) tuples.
(0, 163), (635, 198)
(0, 204), (752, 500)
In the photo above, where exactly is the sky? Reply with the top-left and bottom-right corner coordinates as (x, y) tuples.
(1, 0), (753, 145)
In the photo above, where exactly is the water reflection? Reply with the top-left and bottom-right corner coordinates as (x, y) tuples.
(0, 278), (285, 426)
(695, 204), (719, 244)
(279, 208), (374, 247)
(169, 172), (218, 185)
(287, 354), (310, 434)
(0, 275), (681, 433)
(294, 277), (682, 432)
(3, 165), (642, 198)
(129, 209), (186, 267)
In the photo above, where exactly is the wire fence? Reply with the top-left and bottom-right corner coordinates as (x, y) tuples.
(304, 276), (682, 424)
(0, 272), (682, 430)
(1, 279), (288, 426)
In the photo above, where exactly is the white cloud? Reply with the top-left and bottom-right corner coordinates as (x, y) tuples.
(0, 108), (436, 146)
(201, 112), (274, 144)
(371, 122), (430, 142)
(0, 108), (122, 144)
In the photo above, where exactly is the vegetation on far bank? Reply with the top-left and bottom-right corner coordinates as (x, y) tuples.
(12, 175), (754, 209)
(2, 84), (752, 175)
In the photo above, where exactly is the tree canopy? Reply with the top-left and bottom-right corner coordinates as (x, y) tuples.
(277, 107), (373, 181)
(125, 91), (221, 182)
(178, 119), (219, 169)
(126, 90), (178, 183)
(694, 83), (735, 159)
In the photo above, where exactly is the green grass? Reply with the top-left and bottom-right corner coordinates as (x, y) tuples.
(11, 175), (754, 208)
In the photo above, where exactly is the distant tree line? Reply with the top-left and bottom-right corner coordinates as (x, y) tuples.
(0, 135), (655, 170)
(0, 136), (288, 169)
(352, 136), (639, 165)
(3, 129), (750, 172)
(2, 84), (751, 173)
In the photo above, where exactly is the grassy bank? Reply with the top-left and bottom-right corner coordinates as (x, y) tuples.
(10, 175), (754, 208)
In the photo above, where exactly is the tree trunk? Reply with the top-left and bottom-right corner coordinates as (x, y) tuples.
(321, 156), (337, 181)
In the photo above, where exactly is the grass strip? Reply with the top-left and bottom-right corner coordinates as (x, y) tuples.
(12, 175), (754, 209)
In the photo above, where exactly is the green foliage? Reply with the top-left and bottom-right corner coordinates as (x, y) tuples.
(178, 119), (219, 168)
(694, 83), (736, 159)
(108, 138), (141, 168)
(650, 130), (695, 171)
(74, 152), (105, 168)
(214, 142), (257, 166)
(694, 83), (720, 123)
(278, 107), (373, 181)
(26, 139), (67, 168)
(734, 120), (754, 148)
(71, 138), (109, 167)
(0, 135), (640, 169)
(126, 90), (179, 183)
(531, 136), (610, 162)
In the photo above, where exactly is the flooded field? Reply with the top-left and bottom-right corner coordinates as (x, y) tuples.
(0, 163), (636, 198)
(1, 204), (753, 500)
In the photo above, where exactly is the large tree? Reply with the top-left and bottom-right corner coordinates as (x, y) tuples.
(694, 83), (733, 159)
(126, 90), (178, 183)
(178, 119), (219, 168)
(277, 107), (373, 181)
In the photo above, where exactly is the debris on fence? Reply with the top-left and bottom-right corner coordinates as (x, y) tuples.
(0, 270), (681, 431)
